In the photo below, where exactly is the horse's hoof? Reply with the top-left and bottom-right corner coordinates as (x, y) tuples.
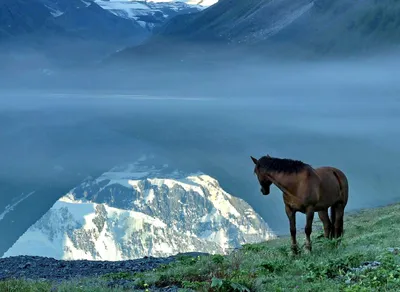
(305, 245), (312, 253)
(291, 245), (300, 255)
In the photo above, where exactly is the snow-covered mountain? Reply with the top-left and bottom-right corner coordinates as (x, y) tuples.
(3, 161), (275, 261)
(94, 0), (216, 31)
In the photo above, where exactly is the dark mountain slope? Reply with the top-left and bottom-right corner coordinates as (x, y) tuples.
(0, 0), (150, 68)
(53, 2), (148, 44)
(112, 0), (400, 61)
(0, 0), (65, 41)
(39, 0), (91, 13)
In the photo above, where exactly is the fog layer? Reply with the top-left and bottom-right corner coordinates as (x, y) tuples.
(0, 54), (399, 254)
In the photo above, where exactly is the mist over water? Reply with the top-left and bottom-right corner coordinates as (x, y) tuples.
(0, 52), (400, 253)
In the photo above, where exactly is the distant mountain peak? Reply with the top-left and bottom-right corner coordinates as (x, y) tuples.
(94, 0), (210, 30)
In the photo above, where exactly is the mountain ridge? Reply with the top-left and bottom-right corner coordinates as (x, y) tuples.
(0, 0), (212, 68)
(111, 0), (400, 62)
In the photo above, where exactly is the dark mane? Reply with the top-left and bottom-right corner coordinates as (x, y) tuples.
(256, 156), (310, 174)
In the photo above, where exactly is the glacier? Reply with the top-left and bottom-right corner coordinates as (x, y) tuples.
(3, 160), (275, 261)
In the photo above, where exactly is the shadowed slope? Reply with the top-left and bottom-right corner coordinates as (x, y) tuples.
(113, 0), (400, 61)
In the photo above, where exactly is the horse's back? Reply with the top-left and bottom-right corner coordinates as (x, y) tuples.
(315, 166), (349, 206)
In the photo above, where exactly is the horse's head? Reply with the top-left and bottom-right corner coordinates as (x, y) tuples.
(251, 155), (272, 195)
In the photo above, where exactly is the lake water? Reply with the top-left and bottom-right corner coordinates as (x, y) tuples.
(1, 90), (399, 242)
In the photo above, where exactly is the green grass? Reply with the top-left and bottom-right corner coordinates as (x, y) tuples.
(2, 203), (400, 291)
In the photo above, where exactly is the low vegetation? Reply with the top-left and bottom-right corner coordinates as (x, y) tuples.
(2, 203), (400, 291)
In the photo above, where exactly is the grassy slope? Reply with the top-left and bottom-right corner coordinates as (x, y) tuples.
(2, 202), (400, 291)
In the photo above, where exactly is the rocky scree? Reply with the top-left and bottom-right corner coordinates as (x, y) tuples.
(0, 252), (208, 281)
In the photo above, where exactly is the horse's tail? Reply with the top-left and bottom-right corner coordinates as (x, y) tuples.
(332, 168), (349, 206)
(331, 168), (349, 238)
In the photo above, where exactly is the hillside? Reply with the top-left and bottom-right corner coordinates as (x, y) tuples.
(0, 0), (208, 69)
(0, 0), (148, 43)
(2, 202), (400, 291)
(0, 0), (65, 40)
(113, 0), (400, 62)
(0, 0), (149, 68)
(52, 2), (146, 43)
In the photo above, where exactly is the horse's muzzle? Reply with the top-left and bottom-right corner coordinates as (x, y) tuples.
(261, 187), (270, 195)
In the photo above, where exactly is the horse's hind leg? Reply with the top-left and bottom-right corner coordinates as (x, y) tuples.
(305, 207), (315, 252)
(333, 204), (345, 238)
(318, 210), (332, 239)
(330, 207), (336, 238)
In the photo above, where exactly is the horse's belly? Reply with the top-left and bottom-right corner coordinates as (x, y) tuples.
(314, 204), (332, 212)
(314, 197), (338, 210)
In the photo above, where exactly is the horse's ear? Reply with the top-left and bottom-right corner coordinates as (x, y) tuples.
(250, 156), (258, 165)
(266, 154), (271, 158)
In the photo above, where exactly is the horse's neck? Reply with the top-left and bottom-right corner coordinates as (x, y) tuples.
(266, 171), (298, 197)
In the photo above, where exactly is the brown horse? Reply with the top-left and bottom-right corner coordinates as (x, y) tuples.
(250, 155), (348, 254)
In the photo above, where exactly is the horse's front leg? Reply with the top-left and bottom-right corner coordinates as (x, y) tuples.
(285, 204), (298, 254)
(305, 207), (315, 252)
